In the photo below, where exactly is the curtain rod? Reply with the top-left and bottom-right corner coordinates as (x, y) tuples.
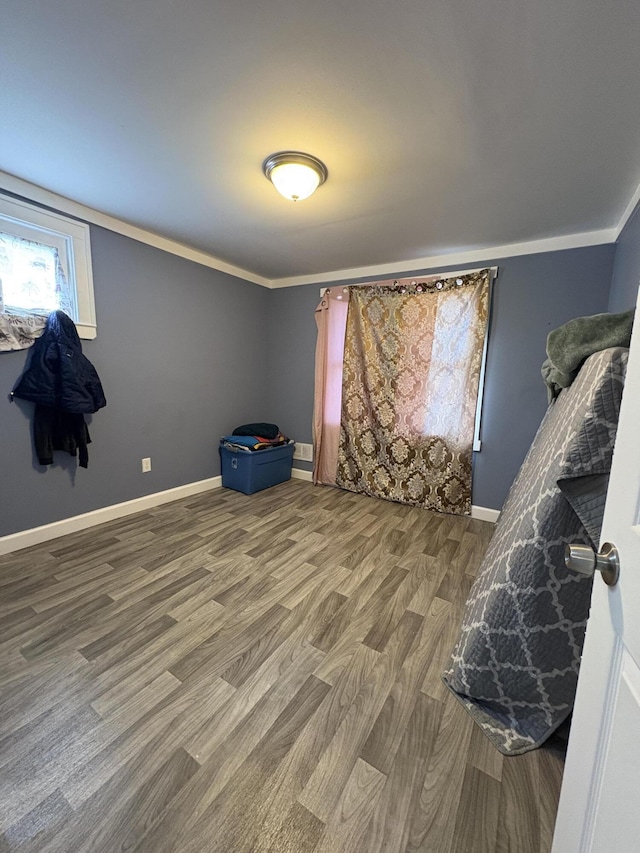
(320, 265), (498, 296)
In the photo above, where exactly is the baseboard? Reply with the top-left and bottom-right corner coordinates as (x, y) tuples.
(0, 476), (222, 556)
(291, 470), (499, 521)
(291, 467), (313, 482)
(471, 505), (500, 523)
(0, 474), (499, 557)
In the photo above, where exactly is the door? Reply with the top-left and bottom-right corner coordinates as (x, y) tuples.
(552, 286), (640, 853)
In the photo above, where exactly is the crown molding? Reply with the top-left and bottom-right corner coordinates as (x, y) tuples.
(269, 228), (617, 288)
(0, 170), (271, 288)
(615, 177), (640, 239)
(2, 169), (632, 291)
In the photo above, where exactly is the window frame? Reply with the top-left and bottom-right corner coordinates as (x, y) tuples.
(0, 194), (96, 339)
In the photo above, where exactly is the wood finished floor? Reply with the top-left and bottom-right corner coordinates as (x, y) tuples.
(0, 480), (565, 853)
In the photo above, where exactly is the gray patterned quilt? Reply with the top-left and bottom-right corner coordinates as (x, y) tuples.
(443, 347), (628, 754)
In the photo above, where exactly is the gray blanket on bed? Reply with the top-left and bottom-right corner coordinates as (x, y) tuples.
(443, 347), (628, 754)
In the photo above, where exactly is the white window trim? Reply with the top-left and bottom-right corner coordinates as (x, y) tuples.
(0, 194), (96, 339)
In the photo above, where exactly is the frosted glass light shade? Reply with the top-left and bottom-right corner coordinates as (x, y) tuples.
(270, 163), (320, 201)
(263, 152), (327, 201)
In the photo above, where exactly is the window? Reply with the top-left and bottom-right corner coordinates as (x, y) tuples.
(0, 195), (96, 339)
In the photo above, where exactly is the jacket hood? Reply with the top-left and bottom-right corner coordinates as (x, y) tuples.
(48, 310), (83, 354)
(12, 310), (106, 413)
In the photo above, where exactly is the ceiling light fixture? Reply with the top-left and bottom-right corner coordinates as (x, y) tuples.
(262, 151), (328, 201)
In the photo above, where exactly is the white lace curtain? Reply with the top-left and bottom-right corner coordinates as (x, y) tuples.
(0, 232), (74, 351)
(0, 232), (73, 316)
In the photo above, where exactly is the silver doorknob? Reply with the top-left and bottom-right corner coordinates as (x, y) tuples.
(565, 542), (620, 587)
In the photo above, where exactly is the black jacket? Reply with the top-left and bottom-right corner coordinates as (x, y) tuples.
(12, 311), (106, 413)
(12, 311), (106, 467)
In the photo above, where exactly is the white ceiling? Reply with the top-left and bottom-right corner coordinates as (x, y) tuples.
(2, 0), (640, 283)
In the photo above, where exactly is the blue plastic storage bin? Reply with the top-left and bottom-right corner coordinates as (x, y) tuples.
(219, 442), (294, 494)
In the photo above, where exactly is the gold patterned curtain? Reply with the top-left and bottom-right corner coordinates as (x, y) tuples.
(336, 269), (490, 515)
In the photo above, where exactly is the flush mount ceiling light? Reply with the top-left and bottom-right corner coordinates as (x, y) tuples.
(262, 151), (328, 201)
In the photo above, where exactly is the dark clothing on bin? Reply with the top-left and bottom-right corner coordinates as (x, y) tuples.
(232, 422), (280, 440)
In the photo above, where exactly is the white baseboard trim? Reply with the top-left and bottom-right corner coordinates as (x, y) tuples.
(291, 469), (500, 522)
(0, 476), (222, 556)
(291, 467), (313, 482)
(471, 505), (500, 523)
(0, 474), (499, 557)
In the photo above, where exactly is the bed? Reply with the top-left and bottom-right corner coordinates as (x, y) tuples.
(443, 346), (628, 754)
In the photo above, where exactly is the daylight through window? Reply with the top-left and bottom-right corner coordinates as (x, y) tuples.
(0, 194), (96, 339)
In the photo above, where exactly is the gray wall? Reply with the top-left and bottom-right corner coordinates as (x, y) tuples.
(0, 226), (270, 536)
(265, 284), (321, 474)
(609, 204), (640, 312)
(0, 219), (616, 537)
(267, 245), (615, 510)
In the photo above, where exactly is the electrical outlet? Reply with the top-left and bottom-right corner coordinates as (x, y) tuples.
(141, 457), (152, 473)
(293, 442), (314, 462)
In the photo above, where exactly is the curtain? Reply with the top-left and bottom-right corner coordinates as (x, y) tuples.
(0, 232), (75, 352)
(336, 269), (491, 515)
(313, 286), (350, 484)
(0, 310), (48, 352)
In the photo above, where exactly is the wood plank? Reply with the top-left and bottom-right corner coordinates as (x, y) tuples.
(450, 764), (501, 853)
(167, 602), (290, 683)
(361, 563), (428, 652)
(62, 748), (200, 853)
(314, 758), (386, 853)
(136, 674), (331, 853)
(250, 644), (381, 853)
(419, 597), (458, 702)
(468, 719), (504, 782)
(360, 615), (441, 776)
(496, 750), (541, 853)
(182, 624), (326, 764)
(0, 789), (72, 851)
(299, 610), (422, 822)
(262, 802), (325, 853)
(356, 693), (443, 853)
(538, 745), (565, 853)
(405, 694), (474, 853)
